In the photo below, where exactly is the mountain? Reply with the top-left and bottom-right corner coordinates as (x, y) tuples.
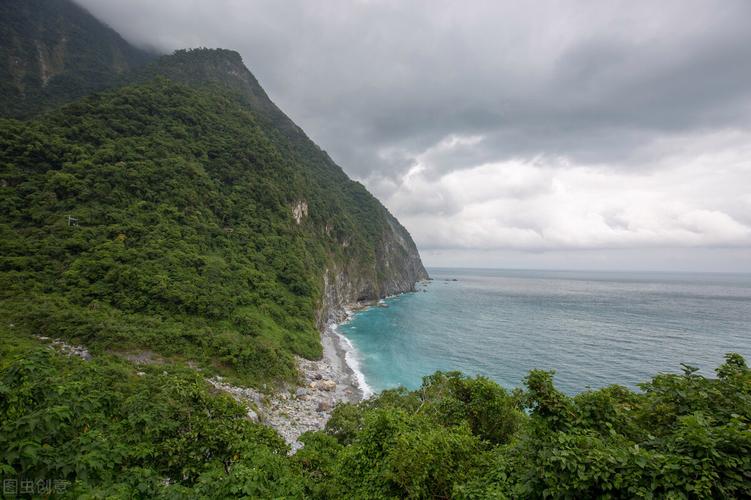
(136, 48), (429, 324)
(0, 0), (155, 117)
(0, 1), (427, 385)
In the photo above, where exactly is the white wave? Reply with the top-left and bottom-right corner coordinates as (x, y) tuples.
(332, 323), (374, 399)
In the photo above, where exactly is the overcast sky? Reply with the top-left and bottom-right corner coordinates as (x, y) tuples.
(76, 0), (751, 272)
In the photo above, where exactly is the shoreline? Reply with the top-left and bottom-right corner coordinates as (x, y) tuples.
(331, 321), (374, 400)
(209, 304), (374, 452)
(333, 290), (425, 400)
(210, 286), (428, 452)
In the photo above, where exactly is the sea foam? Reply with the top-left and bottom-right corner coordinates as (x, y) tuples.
(332, 319), (374, 399)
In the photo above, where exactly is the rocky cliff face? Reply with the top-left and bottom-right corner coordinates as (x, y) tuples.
(320, 212), (429, 326)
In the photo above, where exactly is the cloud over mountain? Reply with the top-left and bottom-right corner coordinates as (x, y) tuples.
(75, 0), (751, 270)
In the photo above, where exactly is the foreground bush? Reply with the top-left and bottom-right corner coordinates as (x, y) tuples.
(1, 332), (749, 498)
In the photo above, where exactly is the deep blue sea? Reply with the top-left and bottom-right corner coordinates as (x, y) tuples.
(338, 268), (751, 396)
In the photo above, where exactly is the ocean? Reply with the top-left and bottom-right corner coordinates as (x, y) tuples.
(337, 268), (751, 396)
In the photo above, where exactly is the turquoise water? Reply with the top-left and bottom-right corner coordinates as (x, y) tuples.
(338, 268), (751, 395)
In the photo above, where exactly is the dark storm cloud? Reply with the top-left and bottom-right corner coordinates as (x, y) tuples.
(72, 0), (751, 266)
(74, 0), (751, 178)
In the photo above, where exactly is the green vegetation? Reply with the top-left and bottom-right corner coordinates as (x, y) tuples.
(0, 330), (302, 498)
(0, 74), (418, 385)
(2, 331), (749, 498)
(2, 79), (313, 384)
(1, 39), (427, 385)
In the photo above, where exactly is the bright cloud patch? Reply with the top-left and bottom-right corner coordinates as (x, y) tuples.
(371, 131), (751, 252)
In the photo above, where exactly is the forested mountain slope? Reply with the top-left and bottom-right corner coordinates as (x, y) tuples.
(0, 69), (427, 384)
(135, 48), (430, 325)
(0, 1), (427, 385)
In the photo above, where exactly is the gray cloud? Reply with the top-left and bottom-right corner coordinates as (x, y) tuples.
(73, 0), (751, 270)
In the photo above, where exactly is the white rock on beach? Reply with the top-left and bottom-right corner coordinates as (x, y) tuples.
(208, 321), (364, 452)
(312, 379), (336, 391)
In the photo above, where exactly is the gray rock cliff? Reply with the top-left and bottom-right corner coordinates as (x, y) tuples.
(319, 212), (429, 327)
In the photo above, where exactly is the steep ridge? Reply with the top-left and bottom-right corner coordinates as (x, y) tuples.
(133, 48), (429, 325)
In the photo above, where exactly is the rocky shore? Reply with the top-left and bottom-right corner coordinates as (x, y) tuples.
(35, 293), (428, 453)
(210, 320), (364, 452)
(35, 320), (368, 453)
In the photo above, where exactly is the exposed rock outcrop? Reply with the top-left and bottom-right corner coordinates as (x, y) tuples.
(319, 211), (429, 326)
(292, 200), (308, 224)
(35, 336), (92, 361)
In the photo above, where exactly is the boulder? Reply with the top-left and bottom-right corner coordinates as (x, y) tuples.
(319, 380), (336, 392)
